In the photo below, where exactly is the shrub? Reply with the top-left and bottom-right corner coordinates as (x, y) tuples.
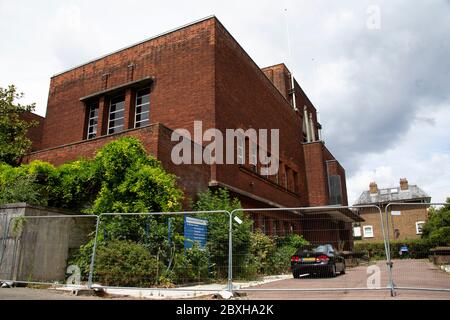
(91, 240), (164, 287)
(248, 230), (275, 276)
(170, 244), (211, 284)
(267, 234), (309, 275)
(247, 231), (309, 276)
(192, 188), (253, 279)
(0, 163), (46, 206)
(354, 239), (435, 260)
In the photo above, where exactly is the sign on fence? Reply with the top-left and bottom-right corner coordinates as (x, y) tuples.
(184, 216), (208, 250)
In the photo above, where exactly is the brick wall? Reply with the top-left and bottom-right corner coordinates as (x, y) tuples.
(20, 111), (45, 151)
(23, 123), (209, 204)
(41, 18), (216, 150)
(358, 206), (429, 242)
(302, 141), (348, 206)
(213, 20), (307, 208)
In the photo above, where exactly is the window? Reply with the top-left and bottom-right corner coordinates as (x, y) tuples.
(108, 94), (125, 134)
(135, 88), (150, 128)
(86, 103), (99, 139)
(416, 221), (425, 235)
(363, 225), (374, 238)
(353, 226), (362, 237)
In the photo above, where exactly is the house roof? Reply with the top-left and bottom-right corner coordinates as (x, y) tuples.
(354, 185), (431, 205)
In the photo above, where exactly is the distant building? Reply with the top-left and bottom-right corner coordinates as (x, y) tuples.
(353, 178), (431, 242)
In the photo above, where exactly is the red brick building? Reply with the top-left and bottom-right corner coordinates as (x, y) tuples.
(22, 16), (361, 248)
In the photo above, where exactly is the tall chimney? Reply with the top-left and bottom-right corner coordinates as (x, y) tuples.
(400, 178), (409, 191)
(369, 182), (378, 194)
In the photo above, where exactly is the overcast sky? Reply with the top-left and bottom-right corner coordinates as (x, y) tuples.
(1, 0), (449, 204)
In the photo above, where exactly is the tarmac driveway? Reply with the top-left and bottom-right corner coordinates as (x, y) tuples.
(238, 259), (450, 300)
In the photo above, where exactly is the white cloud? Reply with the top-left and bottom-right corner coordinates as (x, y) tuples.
(348, 103), (450, 204)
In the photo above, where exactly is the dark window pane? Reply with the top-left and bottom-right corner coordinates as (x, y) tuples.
(109, 110), (124, 120)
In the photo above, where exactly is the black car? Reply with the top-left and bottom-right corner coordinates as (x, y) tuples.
(291, 244), (346, 278)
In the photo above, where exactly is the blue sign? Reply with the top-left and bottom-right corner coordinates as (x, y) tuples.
(184, 216), (208, 250)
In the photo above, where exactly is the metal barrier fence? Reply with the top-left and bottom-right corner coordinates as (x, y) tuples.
(384, 202), (450, 296)
(87, 210), (231, 294)
(1, 203), (449, 298)
(229, 205), (395, 296)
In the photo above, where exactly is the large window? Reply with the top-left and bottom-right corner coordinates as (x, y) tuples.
(86, 103), (99, 139)
(108, 95), (125, 134)
(135, 88), (150, 128)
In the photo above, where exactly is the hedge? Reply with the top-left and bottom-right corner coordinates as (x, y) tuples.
(354, 239), (435, 260)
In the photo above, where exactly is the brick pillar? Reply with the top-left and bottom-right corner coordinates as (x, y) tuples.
(97, 96), (109, 136)
(124, 88), (134, 130)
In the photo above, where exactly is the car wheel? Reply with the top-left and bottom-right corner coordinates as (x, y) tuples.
(330, 264), (337, 277)
(293, 272), (301, 279)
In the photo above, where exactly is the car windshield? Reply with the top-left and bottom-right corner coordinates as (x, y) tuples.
(296, 245), (328, 254)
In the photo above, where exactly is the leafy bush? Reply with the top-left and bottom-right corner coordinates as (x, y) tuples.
(91, 240), (163, 287)
(267, 234), (309, 275)
(248, 230), (275, 276)
(48, 159), (100, 211)
(170, 244), (211, 284)
(427, 227), (450, 246)
(192, 188), (253, 279)
(422, 201), (450, 246)
(0, 163), (46, 206)
(354, 239), (435, 260)
(247, 230), (309, 277)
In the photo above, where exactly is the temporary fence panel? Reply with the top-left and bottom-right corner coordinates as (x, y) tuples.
(385, 202), (450, 295)
(229, 205), (393, 295)
(87, 210), (231, 293)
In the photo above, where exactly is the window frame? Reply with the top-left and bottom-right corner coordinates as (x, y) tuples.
(86, 102), (99, 140)
(415, 221), (425, 235)
(107, 94), (125, 135)
(134, 87), (150, 128)
(363, 225), (374, 238)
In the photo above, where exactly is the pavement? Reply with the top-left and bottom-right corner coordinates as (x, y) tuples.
(0, 259), (448, 300)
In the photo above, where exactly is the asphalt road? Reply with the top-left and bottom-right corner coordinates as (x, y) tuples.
(238, 259), (450, 300)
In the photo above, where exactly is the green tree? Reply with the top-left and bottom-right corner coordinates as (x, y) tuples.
(0, 85), (37, 165)
(422, 199), (450, 246)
